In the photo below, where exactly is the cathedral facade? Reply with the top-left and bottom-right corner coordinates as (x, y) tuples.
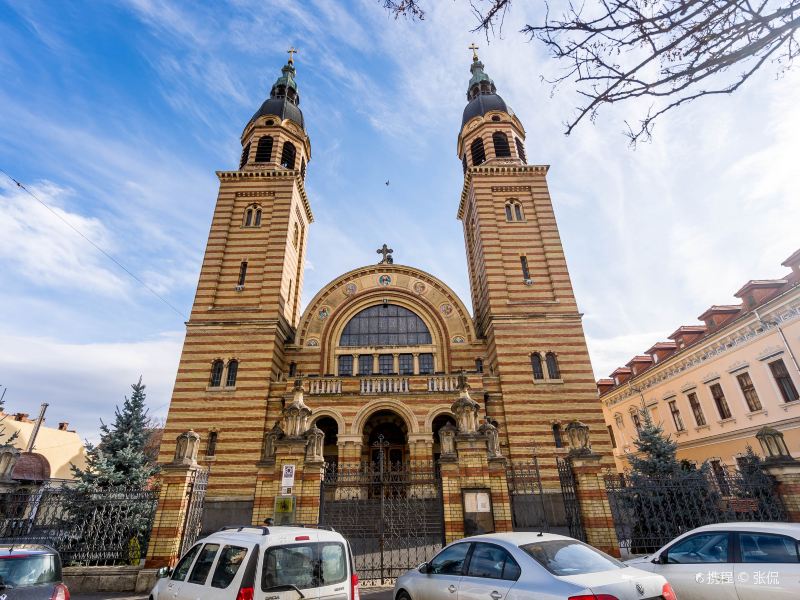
(155, 51), (614, 547)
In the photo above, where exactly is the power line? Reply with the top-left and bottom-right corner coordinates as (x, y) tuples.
(1, 168), (188, 320)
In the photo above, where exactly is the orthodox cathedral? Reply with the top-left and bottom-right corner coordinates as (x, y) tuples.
(155, 48), (614, 545)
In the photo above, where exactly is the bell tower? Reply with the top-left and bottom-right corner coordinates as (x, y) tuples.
(158, 52), (313, 524)
(457, 48), (612, 462)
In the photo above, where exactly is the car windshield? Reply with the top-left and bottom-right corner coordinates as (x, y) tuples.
(520, 540), (626, 576)
(0, 554), (59, 588)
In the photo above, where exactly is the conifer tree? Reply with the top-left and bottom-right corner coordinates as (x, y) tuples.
(627, 406), (680, 477)
(72, 377), (159, 490)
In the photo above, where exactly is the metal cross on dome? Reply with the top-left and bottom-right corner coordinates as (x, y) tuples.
(469, 43), (479, 60)
(377, 244), (394, 264)
(287, 46), (298, 64)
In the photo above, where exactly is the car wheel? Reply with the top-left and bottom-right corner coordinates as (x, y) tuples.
(397, 590), (412, 600)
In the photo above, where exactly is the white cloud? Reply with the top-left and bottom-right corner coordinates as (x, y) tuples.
(0, 180), (126, 295)
(0, 331), (185, 443)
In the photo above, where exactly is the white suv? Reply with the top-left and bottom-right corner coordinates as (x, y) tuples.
(150, 525), (360, 600)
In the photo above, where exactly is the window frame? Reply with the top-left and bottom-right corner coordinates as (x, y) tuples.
(709, 383), (732, 419)
(254, 135), (273, 163)
(428, 542), (472, 576)
(545, 352), (560, 379)
(237, 261), (248, 287)
(225, 360), (238, 387)
(769, 359), (800, 403)
(663, 531), (733, 564)
(399, 353), (414, 375)
(187, 543), (221, 585)
(687, 391), (707, 426)
(492, 131), (511, 158)
(280, 141), (297, 169)
(419, 353), (434, 375)
(470, 137), (486, 166)
(736, 372), (762, 412)
(337, 354), (353, 376)
(339, 304), (433, 348)
(668, 399), (686, 432)
(206, 431), (218, 457)
(733, 531), (800, 564)
(210, 545), (249, 589)
(261, 541), (347, 591)
(463, 541), (521, 581)
(209, 360), (224, 388)
(531, 353), (544, 380)
(171, 544), (203, 581)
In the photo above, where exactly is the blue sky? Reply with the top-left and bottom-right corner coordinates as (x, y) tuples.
(1, 0), (798, 441)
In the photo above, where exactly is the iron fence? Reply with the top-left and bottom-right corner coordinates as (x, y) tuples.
(0, 481), (159, 566)
(319, 460), (444, 584)
(605, 463), (787, 554)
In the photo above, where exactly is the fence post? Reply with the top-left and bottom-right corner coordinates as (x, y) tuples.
(569, 454), (621, 557)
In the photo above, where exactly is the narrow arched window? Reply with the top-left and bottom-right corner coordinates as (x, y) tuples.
(505, 204), (513, 221)
(245, 208), (253, 227)
(207, 431), (218, 457)
(515, 138), (526, 163)
(514, 203), (523, 221)
(300, 158), (307, 179)
(462, 154), (468, 174)
(210, 360), (224, 387)
(289, 361), (297, 377)
(281, 141), (296, 169)
(546, 352), (560, 379)
(475, 358), (483, 373)
(225, 360), (239, 387)
(492, 131), (511, 157)
(239, 142), (251, 169)
(531, 353), (544, 380)
(531, 352), (544, 379)
(254, 208), (262, 226)
(505, 200), (524, 222)
(237, 261), (248, 286)
(552, 424), (563, 448)
(292, 223), (299, 248)
(470, 137), (486, 166)
(255, 136), (273, 162)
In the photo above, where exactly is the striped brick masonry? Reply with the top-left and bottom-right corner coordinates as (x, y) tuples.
(763, 463), (800, 523)
(569, 455), (620, 557)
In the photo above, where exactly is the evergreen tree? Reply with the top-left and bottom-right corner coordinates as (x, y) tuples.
(71, 377), (160, 489)
(627, 405), (680, 477)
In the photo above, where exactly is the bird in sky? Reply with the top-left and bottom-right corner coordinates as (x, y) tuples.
(385, 180), (390, 186)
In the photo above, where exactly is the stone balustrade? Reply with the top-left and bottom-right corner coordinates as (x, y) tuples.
(299, 374), (480, 395)
(360, 376), (410, 394)
(308, 378), (342, 395)
(427, 375), (459, 392)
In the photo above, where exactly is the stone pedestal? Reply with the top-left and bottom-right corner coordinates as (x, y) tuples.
(252, 438), (325, 526)
(569, 454), (620, 557)
(764, 461), (800, 522)
(145, 464), (203, 568)
(439, 434), (512, 543)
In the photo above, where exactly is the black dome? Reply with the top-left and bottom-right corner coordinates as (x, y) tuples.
(462, 93), (510, 127)
(250, 97), (305, 130)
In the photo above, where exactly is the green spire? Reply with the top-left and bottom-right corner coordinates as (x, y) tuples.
(466, 44), (496, 100)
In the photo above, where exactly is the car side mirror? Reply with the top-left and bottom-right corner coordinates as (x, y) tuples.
(157, 566), (172, 578)
(419, 562), (432, 574)
(656, 553), (668, 564)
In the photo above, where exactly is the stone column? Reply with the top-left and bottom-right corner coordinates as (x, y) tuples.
(413, 353), (420, 375)
(352, 354), (359, 376)
(373, 353), (379, 374)
(393, 353), (400, 374)
(146, 430), (204, 568)
(569, 454), (621, 557)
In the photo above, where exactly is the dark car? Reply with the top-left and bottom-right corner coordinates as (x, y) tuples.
(0, 545), (69, 599)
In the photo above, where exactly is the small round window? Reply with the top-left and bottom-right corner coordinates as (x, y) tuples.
(491, 115), (501, 122)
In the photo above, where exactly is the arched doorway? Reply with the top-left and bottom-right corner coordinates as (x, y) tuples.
(432, 413), (457, 463)
(362, 410), (408, 468)
(315, 416), (339, 466)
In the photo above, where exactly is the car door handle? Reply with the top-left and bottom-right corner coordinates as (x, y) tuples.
(448, 585), (457, 593)
(490, 592), (502, 600)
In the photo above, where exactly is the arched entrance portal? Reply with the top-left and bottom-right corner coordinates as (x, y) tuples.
(362, 410), (408, 467)
(314, 416), (339, 466)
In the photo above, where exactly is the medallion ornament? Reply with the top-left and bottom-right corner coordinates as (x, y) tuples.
(440, 303), (454, 317)
(344, 283), (357, 296)
(378, 274), (392, 287)
(413, 281), (427, 295)
(318, 307), (330, 320)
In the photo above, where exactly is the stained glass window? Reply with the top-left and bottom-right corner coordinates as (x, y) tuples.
(339, 304), (432, 347)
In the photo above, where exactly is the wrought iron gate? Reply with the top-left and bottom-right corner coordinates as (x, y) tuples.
(556, 457), (585, 541)
(319, 455), (444, 584)
(178, 467), (209, 557)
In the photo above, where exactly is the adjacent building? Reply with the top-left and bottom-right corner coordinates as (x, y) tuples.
(600, 249), (800, 473)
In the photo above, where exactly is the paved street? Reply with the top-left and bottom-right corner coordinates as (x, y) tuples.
(72, 586), (394, 600)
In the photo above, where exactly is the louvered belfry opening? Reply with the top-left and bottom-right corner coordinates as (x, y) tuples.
(281, 141), (296, 169)
(255, 136), (273, 162)
(239, 142), (251, 169)
(492, 131), (511, 157)
(470, 137), (486, 166)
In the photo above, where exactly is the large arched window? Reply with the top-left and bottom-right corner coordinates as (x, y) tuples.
(340, 304), (432, 347)
(255, 136), (273, 162)
(470, 137), (486, 166)
(546, 352), (560, 379)
(281, 141), (296, 169)
(492, 131), (511, 157)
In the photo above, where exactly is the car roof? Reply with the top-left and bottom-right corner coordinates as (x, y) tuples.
(687, 522), (800, 537)
(457, 532), (577, 546)
(0, 544), (57, 556)
(199, 526), (347, 545)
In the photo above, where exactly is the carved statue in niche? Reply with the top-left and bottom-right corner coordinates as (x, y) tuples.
(451, 371), (480, 434)
(173, 429), (200, 465)
(478, 417), (501, 458)
(0, 445), (20, 481)
(283, 378), (312, 438)
(305, 424), (325, 462)
(262, 421), (284, 461)
(438, 422), (457, 456)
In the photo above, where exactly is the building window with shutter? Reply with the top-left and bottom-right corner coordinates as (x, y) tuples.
(709, 383), (732, 419)
(668, 400), (685, 431)
(736, 372), (762, 412)
(770, 359), (799, 403)
(210, 360), (224, 387)
(207, 431), (218, 457)
(686, 392), (706, 426)
(225, 360), (238, 387)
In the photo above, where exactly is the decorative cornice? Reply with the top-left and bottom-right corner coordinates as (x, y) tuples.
(492, 185), (532, 193)
(458, 165), (549, 220)
(235, 190), (276, 197)
(603, 295), (800, 408)
(217, 170), (313, 223)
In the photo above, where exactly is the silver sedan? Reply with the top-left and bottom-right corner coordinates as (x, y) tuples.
(395, 532), (675, 600)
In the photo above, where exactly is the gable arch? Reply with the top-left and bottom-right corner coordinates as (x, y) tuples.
(351, 399), (420, 435)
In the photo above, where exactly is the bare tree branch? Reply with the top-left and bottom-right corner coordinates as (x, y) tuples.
(381, 0), (800, 144)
